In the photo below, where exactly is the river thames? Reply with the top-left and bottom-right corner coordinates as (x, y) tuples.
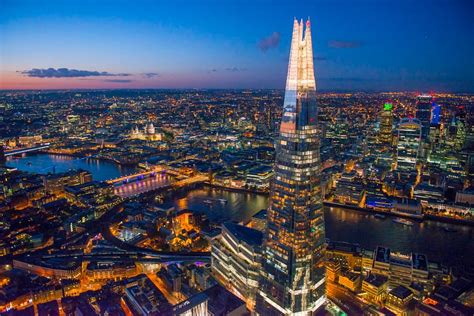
(8, 153), (474, 268)
(6, 153), (137, 181)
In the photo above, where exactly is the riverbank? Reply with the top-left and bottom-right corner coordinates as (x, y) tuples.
(169, 187), (474, 268)
(323, 201), (474, 227)
(43, 150), (138, 166)
(204, 183), (270, 196)
(201, 183), (474, 227)
(6, 153), (137, 182)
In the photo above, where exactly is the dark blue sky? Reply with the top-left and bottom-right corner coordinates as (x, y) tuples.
(1, 0), (473, 91)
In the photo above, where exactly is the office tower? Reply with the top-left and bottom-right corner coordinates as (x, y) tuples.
(211, 223), (263, 309)
(416, 95), (433, 141)
(429, 124), (441, 146)
(396, 118), (422, 171)
(379, 102), (393, 145)
(429, 102), (442, 146)
(256, 18), (326, 314)
(431, 102), (441, 125)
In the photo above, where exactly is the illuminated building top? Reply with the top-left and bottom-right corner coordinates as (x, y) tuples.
(280, 18), (317, 134)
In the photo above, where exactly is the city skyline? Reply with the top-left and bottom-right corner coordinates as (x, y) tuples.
(1, 0), (474, 92)
(0, 2), (473, 315)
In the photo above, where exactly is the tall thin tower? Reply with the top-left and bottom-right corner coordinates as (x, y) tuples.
(256, 18), (326, 315)
(416, 95), (433, 141)
(379, 102), (393, 145)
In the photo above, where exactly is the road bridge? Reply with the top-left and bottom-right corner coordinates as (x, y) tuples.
(106, 165), (183, 185)
(4, 144), (51, 156)
(40, 251), (211, 263)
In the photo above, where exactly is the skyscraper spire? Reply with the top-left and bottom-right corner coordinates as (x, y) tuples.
(256, 18), (325, 315)
(282, 18), (318, 134)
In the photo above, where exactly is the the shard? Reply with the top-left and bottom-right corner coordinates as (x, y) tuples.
(256, 18), (326, 315)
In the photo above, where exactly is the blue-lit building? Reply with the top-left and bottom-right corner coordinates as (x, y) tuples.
(431, 102), (441, 125)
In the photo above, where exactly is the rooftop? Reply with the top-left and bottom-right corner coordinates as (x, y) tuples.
(389, 285), (413, 300)
(364, 273), (388, 287)
(202, 284), (246, 315)
(223, 222), (263, 247)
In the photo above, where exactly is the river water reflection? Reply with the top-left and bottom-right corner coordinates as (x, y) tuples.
(6, 153), (137, 181)
(170, 187), (473, 268)
(9, 154), (473, 268)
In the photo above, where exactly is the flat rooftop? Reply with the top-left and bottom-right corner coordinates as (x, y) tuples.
(390, 285), (413, 300)
(412, 253), (428, 271)
(223, 222), (263, 247)
(364, 273), (388, 288)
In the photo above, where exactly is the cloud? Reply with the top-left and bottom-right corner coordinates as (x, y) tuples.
(314, 56), (328, 61)
(328, 40), (363, 49)
(103, 79), (133, 83)
(142, 72), (159, 78)
(320, 77), (369, 82)
(20, 68), (131, 78)
(208, 67), (247, 74)
(225, 67), (247, 72)
(258, 32), (281, 52)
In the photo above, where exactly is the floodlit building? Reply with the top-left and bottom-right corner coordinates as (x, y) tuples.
(370, 246), (430, 289)
(386, 285), (414, 315)
(130, 123), (163, 141)
(362, 273), (388, 307)
(246, 164), (273, 190)
(256, 18), (326, 314)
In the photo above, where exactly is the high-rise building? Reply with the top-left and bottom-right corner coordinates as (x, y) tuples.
(256, 18), (326, 315)
(396, 118), (422, 171)
(211, 222), (263, 309)
(416, 95), (433, 141)
(429, 102), (442, 147)
(431, 102), (441, 125)
(379, 102), (393, 145)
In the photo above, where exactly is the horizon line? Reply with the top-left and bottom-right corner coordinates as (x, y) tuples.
(0, 88), (472, 94)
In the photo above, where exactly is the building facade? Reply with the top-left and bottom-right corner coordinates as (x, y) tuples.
(396, 118), (422, 171)
(256, 18), (326, 315)
(379, 102), (393, 145)
(211, 222), (262, 309)
(416, 95), (433, 141)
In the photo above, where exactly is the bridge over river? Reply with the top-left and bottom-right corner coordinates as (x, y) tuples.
(108, 165), (209, 198)
(4, 144), (51, 156)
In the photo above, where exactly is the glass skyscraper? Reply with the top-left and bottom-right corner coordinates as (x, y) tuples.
(396, 118), (422, 171)
(256, 18), (326, 315)
(379, 102), (394, 145)
(416, 95), (433, 141)
(431, 102), (441, 125)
